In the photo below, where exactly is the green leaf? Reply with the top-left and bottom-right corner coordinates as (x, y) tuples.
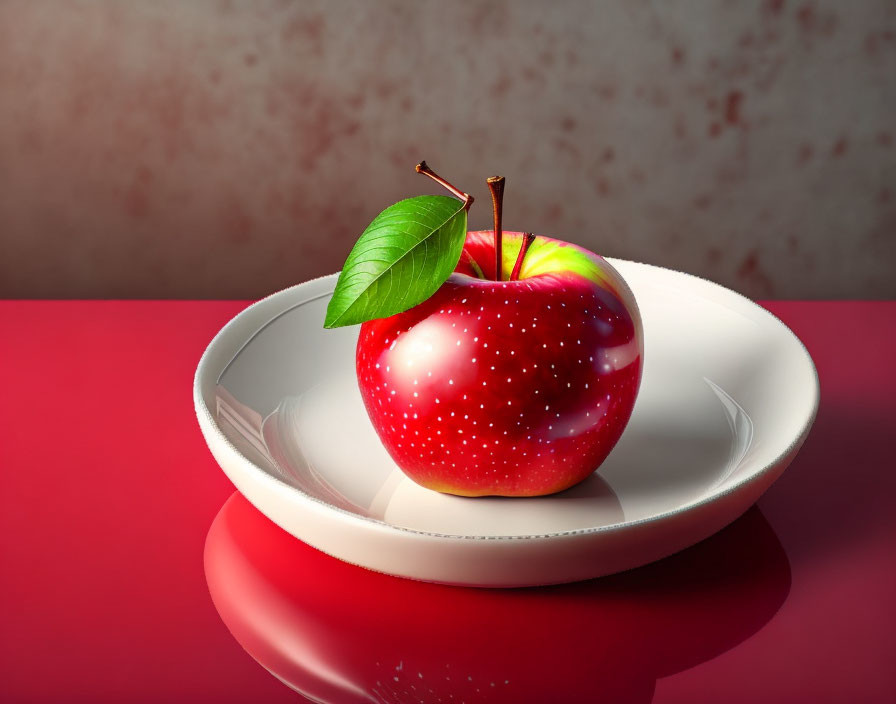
(324, 196), (468, 328)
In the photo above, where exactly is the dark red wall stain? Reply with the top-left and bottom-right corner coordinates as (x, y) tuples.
(545, 202), (564, 220)
(877, 132), (892, 148)
(737, 249), (774, 294)
(797, 143), (814, 165)
(831, 136), (848, 158)
(243, 53), (257, 67)
(595, 84), (617, 101)
(693, 194), (712, 210)
(864, 33), (880, 57)
(281, 15), (325, 54)
(863, 29), (894, 56)
(877, 188), (891, 206)
(551, 138), (580, 162)
(708, 122), (722, 138)
(601, 148), (615, 163)
(374, 79), (397, 100)
(671, 47), (685, 67)
(763, 0), (786, 17)
(795, 3), (815, 31)
(725, 91), (744, 125)
(491, 74), (512, 97)
(466, 1), (510, 37)
(793, 3), (838, 39)
(560, 116), (577, 132)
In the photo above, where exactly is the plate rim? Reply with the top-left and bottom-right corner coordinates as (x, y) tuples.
(194, 258), (820, 542)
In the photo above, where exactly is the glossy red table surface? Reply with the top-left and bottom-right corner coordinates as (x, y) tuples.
(1, 300), (894, 703)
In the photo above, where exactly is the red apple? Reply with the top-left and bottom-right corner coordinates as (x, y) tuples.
(356, 230), (643, 497)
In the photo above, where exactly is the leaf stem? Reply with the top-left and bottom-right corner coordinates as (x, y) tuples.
(416, 161), (474, 211)
(510, 232), (535, 281)
(486, 176), (505, 281)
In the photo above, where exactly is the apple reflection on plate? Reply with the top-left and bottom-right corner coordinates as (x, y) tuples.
(205, 493), (790, 704)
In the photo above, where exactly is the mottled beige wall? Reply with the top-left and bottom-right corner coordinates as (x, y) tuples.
(1, 0), (893, 299)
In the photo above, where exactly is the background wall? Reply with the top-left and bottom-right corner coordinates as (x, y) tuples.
(0, 0), (893, 300)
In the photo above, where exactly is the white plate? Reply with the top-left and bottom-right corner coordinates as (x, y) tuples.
(194, 260), (818, 587)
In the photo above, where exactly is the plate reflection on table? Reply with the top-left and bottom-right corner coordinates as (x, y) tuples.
(204, 493), (791, 704)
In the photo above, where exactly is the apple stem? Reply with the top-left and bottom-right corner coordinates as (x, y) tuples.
(510, 232), (535, 281)
(416, 161), (474, 211)
(486, 176), (505, 281)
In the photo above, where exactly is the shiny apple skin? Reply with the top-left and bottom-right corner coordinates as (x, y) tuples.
(356, 231), (643, 497)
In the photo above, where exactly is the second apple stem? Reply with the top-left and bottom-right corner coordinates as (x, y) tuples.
(510, 233), (536, 281)
(487, 176), (505, 281)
